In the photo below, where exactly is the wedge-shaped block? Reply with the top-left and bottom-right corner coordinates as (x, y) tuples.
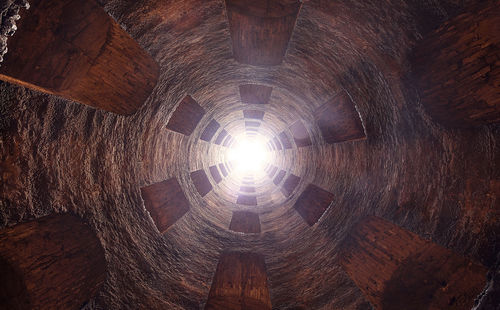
(0, 0), (159, 115)
(225, 0), (301, 66)
(209, 165), (222, 184)
(289, 120), (312, 147)
(273, 170), (286, 185)
(205, 251), (271, 309)
(281, 173), (300, 197)
(239, 84), (273, 104)
(214, 129), (228, 145)
(191, 169), (213, 197)
(166, 95), (205, 135)
(140, 177), (190, 233)
(314, 92), (366, 144)
(237, 194), (257, 206)
(341, 216), (487, 310)
(278, 131), (293, 149)
(200, 119), (221, 142)
(229, 211), (261, 233)
(293, 184), (334, 226)
(243, 110), (265, 120)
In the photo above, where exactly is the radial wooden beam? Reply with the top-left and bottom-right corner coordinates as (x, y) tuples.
(140, 177), (190, 233)
(411, 0), (500, 127)
(340, 216), (487, 310)
(314, 91), (366, 144)
(205, 251), (271, 309)
(0, 214), (106, 309)
(0, 0), (159, 115)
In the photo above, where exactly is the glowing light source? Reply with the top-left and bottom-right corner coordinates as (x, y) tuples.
(227, 134), (270, 177)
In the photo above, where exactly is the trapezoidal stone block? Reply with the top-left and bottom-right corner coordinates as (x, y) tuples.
(243, 110), (265, 120)
(140, 177), (190, 233)
(0, 213), (106, 309)
(314, 91), (366, 144)
(411, 0), (500, 127)
(273, 169), (286, 185)
(293, 184), (334, 226)
(278, 131), (293, 149)
(200, 119), (221, 142)
(205, 251), (271, 310)
(229, 211), (261, 233)
(289, 120), (312, 147)
(209, 165), (223, 184)
(214, 129), (228, 145)
(225, 0), (301, 66)
(340, 216), (488, 310)
(281, 173), (300, 197)
(239, 84), (273, 104)
(166, 95), (205, 135)
(237, 194), (257, 206)
(0, 0), (159, 115)
(191, 169), (213, 197)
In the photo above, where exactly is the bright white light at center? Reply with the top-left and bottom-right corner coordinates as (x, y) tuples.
(227, 135), (270, 176)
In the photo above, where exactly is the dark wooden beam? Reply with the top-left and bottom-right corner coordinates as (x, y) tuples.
(225, 0), (301, 66)
(411, 0), (500, 127)
(205, 251), (271, 309)
(340, 216), (487, 310)
(166, 95), (205, 136)
(0, 214), (106, 309)
(190, 169), (213, 197)
(239, 84), (273, 104)
(314, 91), (366, 144)
(140, 178), (190, 233)
(0, 0), (159, 115)
(229, 211), (261, 233)
(293, 184), (334, 226)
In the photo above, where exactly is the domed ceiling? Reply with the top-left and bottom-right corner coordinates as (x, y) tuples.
(0, 0), (498, 309)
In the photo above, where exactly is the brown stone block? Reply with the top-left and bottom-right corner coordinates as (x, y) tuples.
(314, 91), (366, 144)
(243, 110), (265, 120)
(0, 214), (106, 309)
(140, 177), (190, 233)
(411, 1), (500, 127)
(340, 216), (488, 310)
(205, 251), (271, 309)
(278, 131), (293, 149)
(0, 0), (159, 115)
(191, 169), (213, 197)
(237, 194), (258, 206)
(214, 129), (228, 145)
(166, 95), (205, 135)
(281, 173), (300, 197)
(239, 84), (273, 104)
(293, 184), (334, 226)
(273, 170), (286, 185)
(289, 120), (312, 147)
(200, 119), (221, 142)
(209, 165), (223, 184)
(229, 211), (261, 233)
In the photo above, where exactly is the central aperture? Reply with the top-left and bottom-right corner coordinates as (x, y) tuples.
(227, 134), (270, 178)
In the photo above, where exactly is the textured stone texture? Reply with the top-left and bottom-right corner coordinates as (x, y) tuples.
(239, 84), (272, 105)
(200, 119), (220, 142)
(0, 0), (159, 115)
(229, 211), (261, 233)
(0, 0), (498, 309)
(340, 216), (487, 310)
(0, 213), (106, 309)
(166, 95), (205, 135)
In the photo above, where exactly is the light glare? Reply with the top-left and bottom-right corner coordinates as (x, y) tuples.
(227, 136), (270, 176)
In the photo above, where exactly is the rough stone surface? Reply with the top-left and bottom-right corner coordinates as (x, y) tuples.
(0, 0), (498, 309)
